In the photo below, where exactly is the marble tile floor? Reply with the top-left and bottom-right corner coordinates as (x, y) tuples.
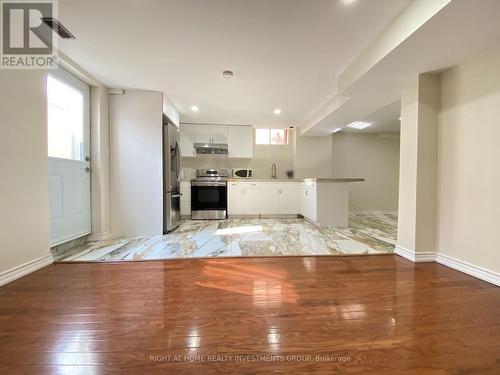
(57, 214), (397, 262)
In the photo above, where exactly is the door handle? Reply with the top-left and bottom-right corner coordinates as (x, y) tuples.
(85, 167), (90, 173)
(171, 193), (182, 198)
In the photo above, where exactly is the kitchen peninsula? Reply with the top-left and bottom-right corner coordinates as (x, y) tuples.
(181, 177), (364, 228)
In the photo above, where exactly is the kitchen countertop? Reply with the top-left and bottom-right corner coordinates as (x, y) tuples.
(302, 178), (365, 182)
(182, 178), (364, 183)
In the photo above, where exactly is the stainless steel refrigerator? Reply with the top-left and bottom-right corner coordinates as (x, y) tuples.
(163, 120), (181, 233)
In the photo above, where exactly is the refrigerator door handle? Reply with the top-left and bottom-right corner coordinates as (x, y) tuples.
(175, 141), (181, 182)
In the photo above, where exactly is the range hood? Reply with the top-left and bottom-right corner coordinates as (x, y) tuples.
(194, 143), (228, 155)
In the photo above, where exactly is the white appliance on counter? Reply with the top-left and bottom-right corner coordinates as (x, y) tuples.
(232, 168), (253, 179)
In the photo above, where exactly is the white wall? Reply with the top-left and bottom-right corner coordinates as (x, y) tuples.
(110, 91), (163, 236)
(397, 73), (440, 253)
(436, 50), (500, 273)
(293, 133), (333, 179)
(0, 70), (51, 282)
(182, 129), (295, 179)
(332, 132), (400, 212)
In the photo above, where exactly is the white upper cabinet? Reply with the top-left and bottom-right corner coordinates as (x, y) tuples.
(181, 124), (252, 156)
(180, 124), (196, 157)
(193, 125), (228, 144)
(209, 125), (228, 144)
(228, 126), (253, 158)
(194, 125), (211, 144)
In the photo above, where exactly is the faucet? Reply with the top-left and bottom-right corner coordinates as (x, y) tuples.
(271, 163), (277, 179)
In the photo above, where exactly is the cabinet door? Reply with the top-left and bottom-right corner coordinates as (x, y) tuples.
(299, 188), (305, 216)
(228, 126), (253, 158)
(303, 188), (312, 219)
(209, 125), (228, 144)
(304, 188), (317, 221)
(228, 185), (244, 215)
(244, 187), (260, 214)
(279, 188), (299, 214)
(194, 125), (211, 144)
(309, 188), (317, 221)
(180, 124), (196, 157)
(260, 187), (280, 215)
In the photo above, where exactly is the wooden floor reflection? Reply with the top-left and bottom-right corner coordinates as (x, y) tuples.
(0, 255), (499, 374)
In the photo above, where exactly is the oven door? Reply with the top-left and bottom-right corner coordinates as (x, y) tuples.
(191, 182), (227, 219)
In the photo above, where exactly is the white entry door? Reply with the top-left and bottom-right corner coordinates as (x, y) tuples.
(47, 69), (91, 246)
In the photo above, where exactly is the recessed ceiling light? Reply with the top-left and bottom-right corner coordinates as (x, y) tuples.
(341, 0), (357, 5)
(273, 108), (281, 115)
(346, 121), (373, 130)
(222, 70), (234, 79)
(190, 105), (199, 112)
(332, 128), (342, 134)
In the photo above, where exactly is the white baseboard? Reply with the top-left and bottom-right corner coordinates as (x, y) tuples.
(394, 245), (435, 262)
(435, 253), (500, 287)
(395, 245), (500, 287)
(0, 254), (53, 287)
(351, 210), (398, 215)
(87, 231), (112, 241)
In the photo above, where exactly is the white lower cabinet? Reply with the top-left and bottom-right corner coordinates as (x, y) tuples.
(259, 182), (299, 216)
(180, 181), (191, 216)
(228, 182), (260, 215)
(260, 186), (280, 215)
(227, 180), (348, 226)
(244, 187), (260, 214)
(299, 182), (317, 221)
(279, 184), (299, 214)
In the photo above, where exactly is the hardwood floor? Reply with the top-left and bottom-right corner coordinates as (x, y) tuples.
(0, 255), (499, 374)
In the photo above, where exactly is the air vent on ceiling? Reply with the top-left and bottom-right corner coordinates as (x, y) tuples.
(41, 18), (76, 39)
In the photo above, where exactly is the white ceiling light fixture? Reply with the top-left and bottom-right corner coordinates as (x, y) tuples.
(190, 105), (199, 112)
(222, 70), (234, 79)
(346, 121), (373, 130)
(273, 108), (281, 115)
(331, 128), (342, 133)
(341, 0), (357, 5)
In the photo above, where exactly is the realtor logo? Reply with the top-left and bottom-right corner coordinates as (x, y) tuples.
(1, 0), (57, 69)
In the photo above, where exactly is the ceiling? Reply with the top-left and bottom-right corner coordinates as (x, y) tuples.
(340, 100), (401, 133)
(57, 0), (411, 128)
(301, 0), (500, 135)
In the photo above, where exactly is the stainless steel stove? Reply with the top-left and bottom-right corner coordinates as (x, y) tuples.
(191, 169), (228, 220)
